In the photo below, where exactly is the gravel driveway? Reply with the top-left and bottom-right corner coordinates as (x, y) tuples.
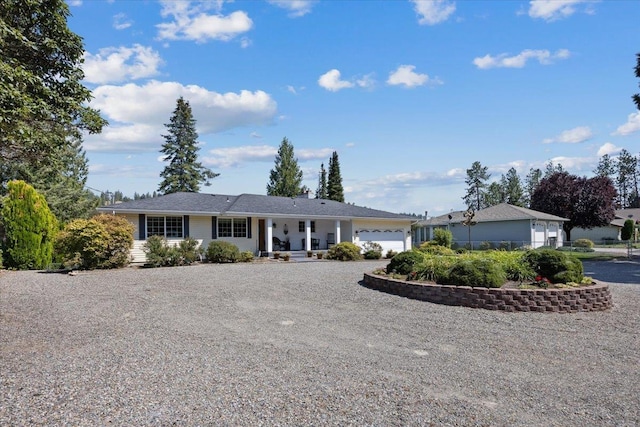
(1, 261), (639, 426)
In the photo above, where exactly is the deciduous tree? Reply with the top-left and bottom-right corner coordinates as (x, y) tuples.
(158, 97), (218, 194)
(530, 172), (616, 241)
(267, 137), (303, 197)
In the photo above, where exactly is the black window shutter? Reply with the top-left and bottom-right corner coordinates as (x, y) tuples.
(212, 216), (217, 239)
(247, 217), (252, 238)
(139, 214), (146, 240)
(184, 215), (190, 237)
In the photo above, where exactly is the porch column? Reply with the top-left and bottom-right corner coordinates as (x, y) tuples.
(544, 221), (549, 246)
(267, 218), (273, 253)
(335, 220), (341, 244)
(305, 219), (312, 251)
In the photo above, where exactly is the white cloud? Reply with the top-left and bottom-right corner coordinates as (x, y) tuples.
(83, 45), (163, 84)
(542, 126), (593, 144)
(68, 0), (82, 6)
(612, 111), (640, 136)
(528, 0), (591, 21)
(240, 37), (252, 48)
(386, 65), (442, 88)
(157, 1), (252, 43)
(412, 0), (456, 25)
(250, 132), (262, 138)
(267, 0), (317, 17)
(356, 73), (376, 89)
(203, 145), (331, 168)
(113, 13), (133, 30)
(597, 143), (622, 157)
(318, 69), (354, 92)
(84, 80), (277, 152)
(473, 49), (570, 69)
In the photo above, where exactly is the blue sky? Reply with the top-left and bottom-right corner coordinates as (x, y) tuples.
(68, 0), (640, 217)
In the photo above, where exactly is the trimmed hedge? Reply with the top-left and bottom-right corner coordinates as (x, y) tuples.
(439, 258), (507, 288)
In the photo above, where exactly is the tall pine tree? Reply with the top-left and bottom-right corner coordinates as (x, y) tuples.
(463, 161), (490, 211)
(158, 97), (218, 194)
(316, 163), (328, 199)
(267, 137), (303, 197)
(327, 151), (344, 202)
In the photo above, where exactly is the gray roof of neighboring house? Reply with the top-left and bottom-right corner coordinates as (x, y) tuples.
(611, 208), (640, 227)
(418, 203), (568, 226)
(98, 192), (413, 221)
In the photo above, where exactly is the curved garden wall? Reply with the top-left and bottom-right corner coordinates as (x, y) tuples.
(362, 273), (612, 313)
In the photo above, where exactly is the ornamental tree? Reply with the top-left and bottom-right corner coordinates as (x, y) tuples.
(530, 172), (616, 241)
(1, 180), (58, 269)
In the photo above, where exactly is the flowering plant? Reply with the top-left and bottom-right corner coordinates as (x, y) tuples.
(534, 275), (551, 288)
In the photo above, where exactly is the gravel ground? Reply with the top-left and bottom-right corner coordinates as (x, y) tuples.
(1, 260), (639, 426)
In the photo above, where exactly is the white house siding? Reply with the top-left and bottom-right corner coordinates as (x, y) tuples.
(571, 226), (620, 242)
(352, 219), (411, 254)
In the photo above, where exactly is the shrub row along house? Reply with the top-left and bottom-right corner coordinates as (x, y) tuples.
(98, 192), (414, 262)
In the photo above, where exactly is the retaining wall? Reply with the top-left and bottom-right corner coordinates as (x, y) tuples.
(362, 273), (612, 313)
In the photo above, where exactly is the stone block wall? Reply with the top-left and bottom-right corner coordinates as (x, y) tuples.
(362, 273), (612, 313)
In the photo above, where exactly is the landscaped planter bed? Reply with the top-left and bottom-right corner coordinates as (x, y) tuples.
(362, 273), (612, 313)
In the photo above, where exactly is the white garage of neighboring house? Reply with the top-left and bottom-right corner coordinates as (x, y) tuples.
(98, 192), (414, 262)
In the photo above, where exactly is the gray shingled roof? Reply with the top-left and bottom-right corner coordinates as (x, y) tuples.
(418, 203), (567, 226)
(611, 208), (640, 227)
(98, 192), (413, 220)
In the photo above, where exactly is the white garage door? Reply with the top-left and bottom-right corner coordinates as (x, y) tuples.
(358, 230), (406, 254)
(533, 223), (545, 248)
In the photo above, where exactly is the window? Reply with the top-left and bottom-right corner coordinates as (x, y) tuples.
(218, 218), (232, 237)
(147, 216), (183, 238)
(218, 218), (247, 238)
(298, 220), (315, 232)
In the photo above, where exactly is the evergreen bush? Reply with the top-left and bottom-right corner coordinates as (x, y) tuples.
(418, 241), (455, 256)
(522, 249), (583, 284)
(326, 242), (362, 261)
(386, 250), (425, 275)
(206, 241), (239, 263)
(1, 181), (58, 269)
(361, 241), (383, 259)
(239, 251), (254, 262)
(573, 238), (594, 248)
(621, 219), (634, 241)
(440, 258), (506, 288)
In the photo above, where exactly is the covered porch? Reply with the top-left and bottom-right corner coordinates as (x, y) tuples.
(260, 217), (351, 254)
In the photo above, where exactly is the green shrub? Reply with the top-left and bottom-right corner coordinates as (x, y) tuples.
(206, 241), (239, 263)
(432, 228), (453, 248)
(55, 214), (134, 270)
(239, 251), (254, 262)
(413, 255), (456, 282)
(143, 235), (171, 267)
(479, 241), (493, 251)
(361, 241), (382, 259)
(418, 241), (456, 256)
(1, 180), (58, 269)
(326, 242), (362, 261)
(522, 249), (583, 284)
(385, 249), (398, 259)
(176, 237), (200, 265)
(386, 250), (424, 274)
(621, 219), (634, 241)
(498, 241), (512, 251)
(440, 258), (506, 288)
(573, 238), (594, 249)
(0, 249), (3, 268)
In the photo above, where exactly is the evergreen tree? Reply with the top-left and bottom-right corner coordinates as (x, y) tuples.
(158, 97), (218, 194)
(502, 167), (525, 206)
(316, 163), (328, 199)
(463, 161), (490, 210)
(327, 151), (345, 202)
(524, 167), (542, 207)
(1, 180), (58, 269)
(544, 161), (564, 178)
(616, 149), (636, 208)
(594, 154), (616, 179)
(266, 137), (303, 197)
(484, 181), (505, 207)
(0, 0), (106, 174)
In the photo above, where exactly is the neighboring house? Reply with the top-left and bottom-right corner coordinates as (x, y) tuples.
(571, 208), (640, 242)
(414, 203), (568, 249)
(98, 192), (414, 262)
